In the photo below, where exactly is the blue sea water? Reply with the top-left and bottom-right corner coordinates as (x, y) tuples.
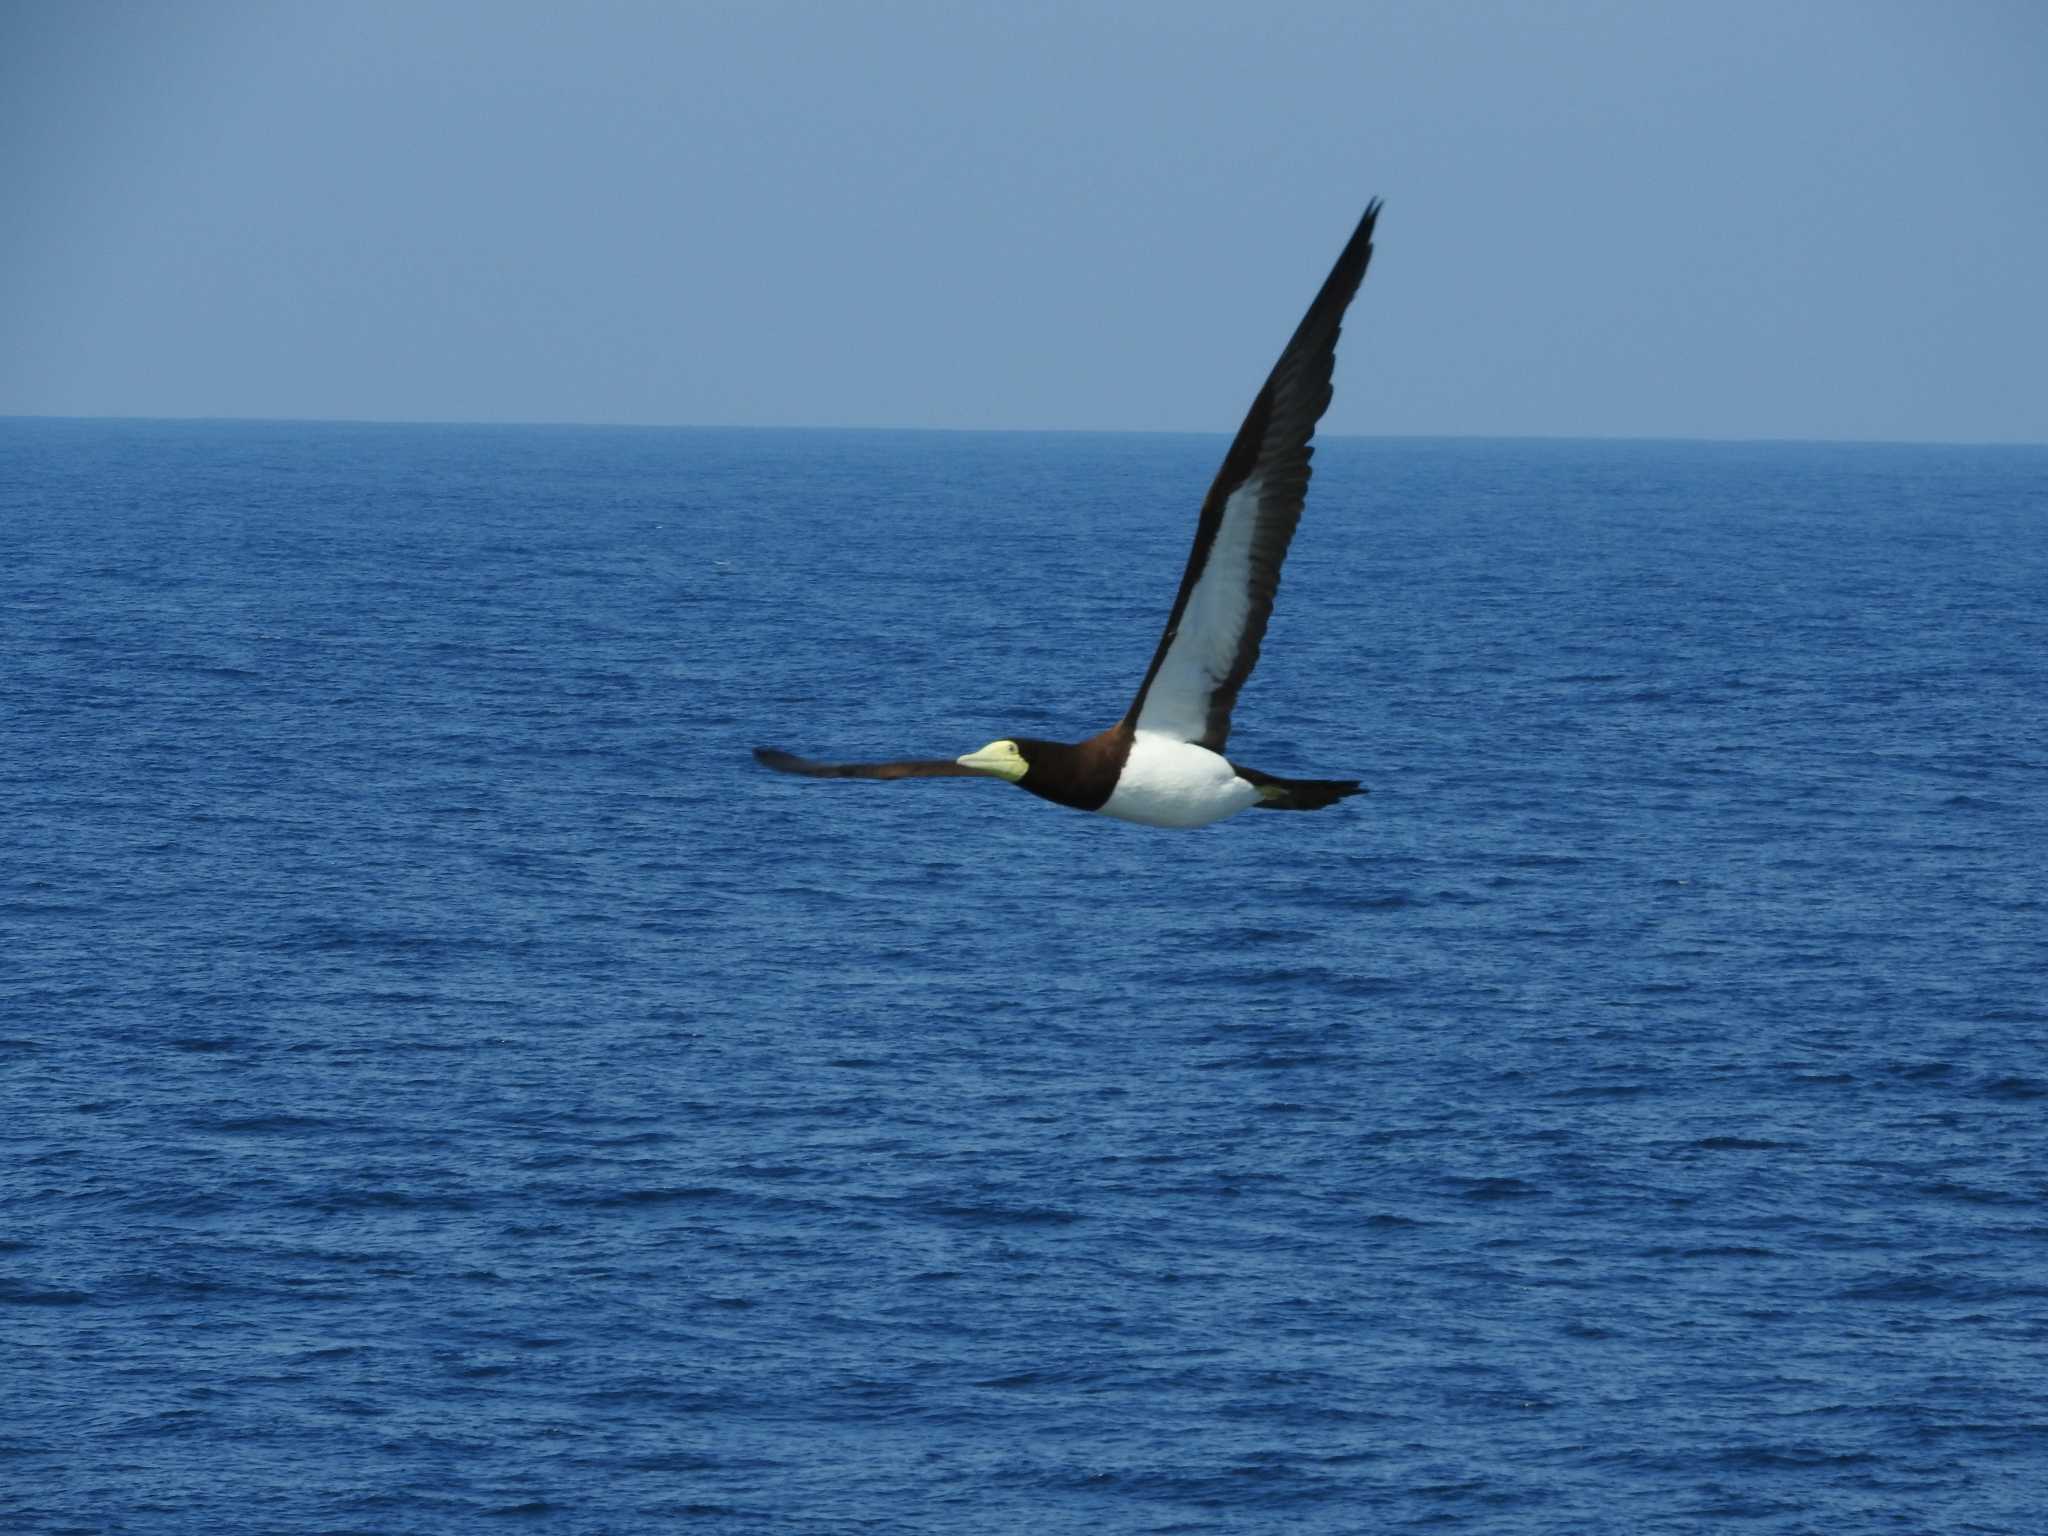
(3, 416), (2046, 1534)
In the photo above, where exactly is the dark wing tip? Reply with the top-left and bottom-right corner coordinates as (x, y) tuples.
(1301, 198), (1382, 343)
(1354, 198), (1383, 248)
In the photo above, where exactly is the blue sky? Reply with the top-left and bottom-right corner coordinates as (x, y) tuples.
(4, 0), (2044, 441)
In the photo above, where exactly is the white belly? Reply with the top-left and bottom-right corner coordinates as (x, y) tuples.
(1098, 732), (1261, 829)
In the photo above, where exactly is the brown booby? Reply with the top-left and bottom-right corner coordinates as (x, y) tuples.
(754, 200), (1381, 829)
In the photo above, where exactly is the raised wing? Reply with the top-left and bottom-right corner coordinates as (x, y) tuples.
(1127, 201), (1379, 750)
(753, 747), (991, 780)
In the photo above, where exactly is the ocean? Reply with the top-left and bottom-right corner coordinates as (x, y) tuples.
(3, 417), (2045, 1533)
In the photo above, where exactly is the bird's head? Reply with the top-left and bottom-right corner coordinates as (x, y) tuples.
(956, 738), (1031, 783)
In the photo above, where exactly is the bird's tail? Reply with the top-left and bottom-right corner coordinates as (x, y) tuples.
(1239, 769), (1368, 812)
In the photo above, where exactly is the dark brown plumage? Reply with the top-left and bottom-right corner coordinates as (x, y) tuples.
(1006, 731), (1129, 813)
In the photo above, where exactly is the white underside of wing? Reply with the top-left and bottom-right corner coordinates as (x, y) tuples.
(1099, 732), (1260, 828)
(1135, 477), (1264, 743)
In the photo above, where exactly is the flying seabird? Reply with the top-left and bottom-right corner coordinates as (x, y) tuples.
(754, 200), (1381, 829)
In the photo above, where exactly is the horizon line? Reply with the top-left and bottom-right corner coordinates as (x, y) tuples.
(3, 411), (2044, 452)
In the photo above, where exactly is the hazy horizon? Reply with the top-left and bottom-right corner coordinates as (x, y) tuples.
(11, 413), (2048, 451)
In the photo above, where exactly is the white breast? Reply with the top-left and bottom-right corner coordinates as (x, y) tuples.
(1098, 732), (1261, 829)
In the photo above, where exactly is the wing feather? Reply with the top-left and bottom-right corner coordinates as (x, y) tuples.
(1127, 200), (1379, 750)
(753, 747), (991, 780)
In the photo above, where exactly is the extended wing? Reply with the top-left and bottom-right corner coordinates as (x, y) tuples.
(753, 747), (993, 780)
(1126, 201), (1379, 750)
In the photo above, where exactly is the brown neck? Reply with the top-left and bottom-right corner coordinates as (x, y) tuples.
(1014, 723), (1133, 813)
